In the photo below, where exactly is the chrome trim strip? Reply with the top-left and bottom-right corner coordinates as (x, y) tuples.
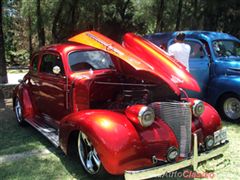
(124, 133), (229, 180)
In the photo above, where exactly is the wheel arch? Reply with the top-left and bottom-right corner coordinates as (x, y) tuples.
(66, 130), (79, 158)
(216, 92), (240, 121)
(59, 110), (142, 175)
(216, 92), (239, 107)
(208, 76), (240, 107)
(12, 84), (35, 119)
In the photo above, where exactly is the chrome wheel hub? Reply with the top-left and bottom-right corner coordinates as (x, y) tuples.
(223, 97), (240, 120)
(78, 132), (101, 174)
(15, 99), (22, 122)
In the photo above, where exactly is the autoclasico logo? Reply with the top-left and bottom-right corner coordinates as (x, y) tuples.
(158, 170), (215, 179)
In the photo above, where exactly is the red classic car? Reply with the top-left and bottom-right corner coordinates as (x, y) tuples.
(13, 31), (228, 179)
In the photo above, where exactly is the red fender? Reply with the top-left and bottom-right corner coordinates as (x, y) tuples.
(59, 110), (178, 174)
(13, 84), (35, 119)
(188, 98), (222, 137)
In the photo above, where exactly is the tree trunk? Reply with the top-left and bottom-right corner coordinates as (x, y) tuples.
(203, 1), (218, 30)
(155, 0), (165, 32)
(191, 0), (198, 29)
(175, 0), (183, 31)
(36, 0), (45, 47)
(52, 0), (65, 42)
(94, 2), (101, 31)
(28, 9), (33, 57)
(0, 1), (8, 83)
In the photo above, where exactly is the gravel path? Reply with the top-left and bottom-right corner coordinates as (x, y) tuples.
(7, 73), (26, 84)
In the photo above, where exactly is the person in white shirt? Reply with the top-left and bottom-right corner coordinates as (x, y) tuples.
(168, 32), (191, 71)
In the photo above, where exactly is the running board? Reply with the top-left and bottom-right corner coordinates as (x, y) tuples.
(26, 119), (59, 147)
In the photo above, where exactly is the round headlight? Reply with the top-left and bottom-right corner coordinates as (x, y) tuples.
(138, 106), (155, 127)
(205, 135), (214, 150)
(193, 100), (205, 117)
(167, 147), (179, 162)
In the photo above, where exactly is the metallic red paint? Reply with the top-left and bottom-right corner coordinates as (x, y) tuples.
(188, 98), (222, 136)
(68, 31), (181, 95)
(12, 31), (226, 177)
(60, 110), (178, 174)
(122, 33), (200, 92)
(125, 104), (145, 125)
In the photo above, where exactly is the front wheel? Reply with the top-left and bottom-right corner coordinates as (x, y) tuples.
(14, 98), (26, 126)
(218, 94), (240, 122)
(77, 131), (107, 177)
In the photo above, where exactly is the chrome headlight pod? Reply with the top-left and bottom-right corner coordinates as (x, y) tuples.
(138, 106), (155, 127)
(192, 100), (205, 117)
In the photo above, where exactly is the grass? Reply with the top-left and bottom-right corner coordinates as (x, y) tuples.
(0, 98), (240, 180)
(0, 99), (51, 155)
(0, 153), (90, 180)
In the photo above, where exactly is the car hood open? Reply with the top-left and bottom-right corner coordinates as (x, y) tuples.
(68, 31), (200, 95)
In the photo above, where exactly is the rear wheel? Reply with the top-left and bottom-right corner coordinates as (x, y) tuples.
(77, 131), (107, 177)
(218, 94), (240, 122)
(14, 98), (26, 126)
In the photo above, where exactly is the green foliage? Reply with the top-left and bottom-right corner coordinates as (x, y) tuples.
(1, 0), (240, 67)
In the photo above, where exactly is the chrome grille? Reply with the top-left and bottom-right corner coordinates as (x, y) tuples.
(150, 101), (192, 157)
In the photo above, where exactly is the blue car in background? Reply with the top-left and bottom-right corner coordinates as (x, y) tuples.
(145, 31), (240, 121)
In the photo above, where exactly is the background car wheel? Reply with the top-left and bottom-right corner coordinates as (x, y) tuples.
(14, 98), (26, 126)
(78, 131), (108, 178)
(218, 94), (240, 122)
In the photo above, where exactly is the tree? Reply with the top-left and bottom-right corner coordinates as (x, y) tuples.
(175, 0), (183, 31)
(0, 0), (8, 83)
(154, 0), (165, 32)
(36, 0), (45, 47)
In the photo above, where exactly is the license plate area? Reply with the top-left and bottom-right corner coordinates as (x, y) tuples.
(214, 128), (227, 146)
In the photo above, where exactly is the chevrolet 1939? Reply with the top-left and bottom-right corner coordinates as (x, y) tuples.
(13, 31), (228, 179)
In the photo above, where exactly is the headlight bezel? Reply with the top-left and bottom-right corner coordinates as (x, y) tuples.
(138, 106), (155, 127)
(192, 100), (205, 117)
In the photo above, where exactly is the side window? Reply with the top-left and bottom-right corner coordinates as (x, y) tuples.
(32, 55), (39, 72)
(185, 41), (206, 58)
(40, 54), (65, 75)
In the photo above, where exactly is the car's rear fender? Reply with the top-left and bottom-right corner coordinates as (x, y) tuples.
(59, 110), (178, 174)
(13, 84), (35, 119)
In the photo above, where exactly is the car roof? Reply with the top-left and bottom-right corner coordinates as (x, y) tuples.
(146, 31), (239, 43)
(40, 42), (95, 53)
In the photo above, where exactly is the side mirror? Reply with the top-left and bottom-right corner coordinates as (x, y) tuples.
(52, 66), (61, 75)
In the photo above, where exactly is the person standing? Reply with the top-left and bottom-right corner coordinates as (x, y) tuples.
(168, 32), (191, 71)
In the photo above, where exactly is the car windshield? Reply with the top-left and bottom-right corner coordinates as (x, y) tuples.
(68, 50), (114, 72)
(212, 40), (240, 58)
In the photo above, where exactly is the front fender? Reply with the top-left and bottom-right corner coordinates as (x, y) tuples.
(187, 98), (221, 137)
(207, 76), (240, 106)
(59, 110), (178, 175)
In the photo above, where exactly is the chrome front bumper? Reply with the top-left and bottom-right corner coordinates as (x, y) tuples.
(124, 133), (229, 180)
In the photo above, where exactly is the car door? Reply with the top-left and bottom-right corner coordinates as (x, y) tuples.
(168, 39), (210, 99)
(28, 54), (41, 117)
(37, 52), (68, 128)
(185, 39), (210, 99)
